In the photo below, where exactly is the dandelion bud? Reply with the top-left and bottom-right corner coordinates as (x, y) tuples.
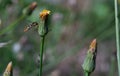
(82, 39), (97, 75)
(38, 9), (51, 36)
(23, 2), (37, 16)
(3, 61), (13, 76)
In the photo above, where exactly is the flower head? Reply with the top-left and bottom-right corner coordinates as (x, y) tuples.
(39, 9), (50, 20)
(23, 2), (37, 16)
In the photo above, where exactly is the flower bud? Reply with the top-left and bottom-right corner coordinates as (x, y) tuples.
(3, 61), (13, 76)
(23, 2), (37, 16)
(38, 9), (51, 36)
(82, 39), (97, 74)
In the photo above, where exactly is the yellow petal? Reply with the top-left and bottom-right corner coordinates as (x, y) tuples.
(89, 39), (97, 52)
(39, 9), (51, 20)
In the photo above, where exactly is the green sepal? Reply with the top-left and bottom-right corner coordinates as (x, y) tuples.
(82, 50), (95, 74)
(38, 21), (48, 37)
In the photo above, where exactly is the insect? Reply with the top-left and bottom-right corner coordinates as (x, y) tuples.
(24, 22), (38, 32)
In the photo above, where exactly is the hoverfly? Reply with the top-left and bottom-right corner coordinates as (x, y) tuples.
(24, 22), (38, 32)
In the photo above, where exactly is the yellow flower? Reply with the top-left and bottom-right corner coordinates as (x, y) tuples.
(39, 9), (50, 20)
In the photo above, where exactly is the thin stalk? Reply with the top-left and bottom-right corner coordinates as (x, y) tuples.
(114, 0), (120, 76)
(0, 15), (26, 35)
(40, 36), (45, 76)
(84, 72), (90, 76)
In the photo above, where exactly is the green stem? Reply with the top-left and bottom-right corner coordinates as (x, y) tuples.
(0, 14), (26, 35)
(40, 36), (45, 76)
(84, 72), (90, 76)
(114, 0), (120, 76)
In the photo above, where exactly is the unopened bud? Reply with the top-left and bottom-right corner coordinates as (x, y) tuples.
(82, 39), (97, 74)
(23, 2), (37, 16)
(3, 61), (13, 76)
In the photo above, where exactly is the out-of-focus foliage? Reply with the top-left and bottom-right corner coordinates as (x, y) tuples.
(0, 0), (119, 76)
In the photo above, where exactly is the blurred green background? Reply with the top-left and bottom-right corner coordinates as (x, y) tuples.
(0, 0), (119, 76)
